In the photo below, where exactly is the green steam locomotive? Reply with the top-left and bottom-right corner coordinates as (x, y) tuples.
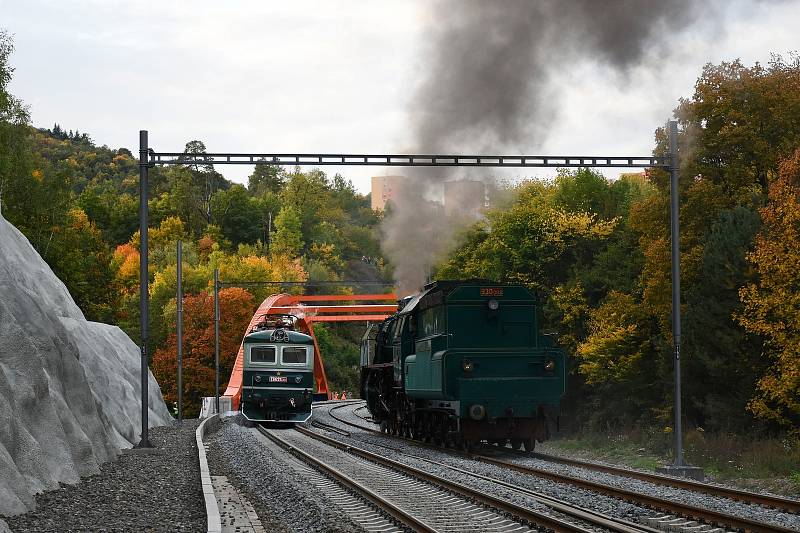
(360, 280), (565, 451)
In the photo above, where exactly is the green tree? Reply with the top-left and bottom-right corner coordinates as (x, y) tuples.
(272, 204), (304, 257)
(682, 206), (764, 430)
(47, 208), (119, 322)
(248, 161), (285, 195)
(210, 184), (262, 246)
(177, 140), (229, 227)
(0, 30), (32, 218)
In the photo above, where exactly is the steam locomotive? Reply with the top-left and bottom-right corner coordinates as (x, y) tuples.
(360, 280), (565, 451)
(240, 315), (314, 422)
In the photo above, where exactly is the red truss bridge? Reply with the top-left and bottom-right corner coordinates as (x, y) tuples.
(223, 293), (397, 409)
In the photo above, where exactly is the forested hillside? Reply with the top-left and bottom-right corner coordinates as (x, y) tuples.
(2, 26), (799, 440)
(1, 32), (388, 416)
(437, 57), (800, 439)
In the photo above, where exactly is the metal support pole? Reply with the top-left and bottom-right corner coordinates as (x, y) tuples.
(176, 240), (183, 424)
(137, 130), (152, 448)
(214, 268), (220, 414)
(267, 211), (272, 253)
(669, 120), (683, 466)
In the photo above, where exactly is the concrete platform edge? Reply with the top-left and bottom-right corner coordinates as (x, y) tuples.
(196, 414), (222, 533)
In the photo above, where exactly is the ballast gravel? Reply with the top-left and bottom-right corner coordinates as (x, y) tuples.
(205, 416), (363, 533)
(314, 401), (800, 532)
(2, 421), (206, 532)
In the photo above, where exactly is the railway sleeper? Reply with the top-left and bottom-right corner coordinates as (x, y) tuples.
(642, 515), (732, 533)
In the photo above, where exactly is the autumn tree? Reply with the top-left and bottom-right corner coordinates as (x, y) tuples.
(152, 287), (256, 416)
(437, 176), (618, 295)
(575, 291), (660, 427)
(738, 149), (800, 429)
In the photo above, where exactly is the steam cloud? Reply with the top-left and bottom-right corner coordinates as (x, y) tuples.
(383, 0), (711, 294)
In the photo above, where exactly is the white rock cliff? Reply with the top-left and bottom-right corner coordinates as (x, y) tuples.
(0, 212), (172, 516)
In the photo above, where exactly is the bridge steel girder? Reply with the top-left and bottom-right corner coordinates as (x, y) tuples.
(222, 293), (397, 408)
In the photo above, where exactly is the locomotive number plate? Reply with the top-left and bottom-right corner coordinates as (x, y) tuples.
(480, 287), (503, 296)
(269, 376), (288, 383)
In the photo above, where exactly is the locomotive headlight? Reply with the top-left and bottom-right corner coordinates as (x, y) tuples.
(462, 360), (474, 372)
(254, 375), (261, 383)
(487, 298), (500, 311)
(544, 359), (556, 372)
(295, 376), (302, 383)
(469, 404), (486, 420)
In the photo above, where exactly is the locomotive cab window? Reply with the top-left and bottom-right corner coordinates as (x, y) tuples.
(250, 345), (276, 364)
(282, 346), (308, 365)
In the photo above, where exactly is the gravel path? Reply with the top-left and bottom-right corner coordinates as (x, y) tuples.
(2, 421), (206, 532)
(205, 416), (364, 533)
(314, 402), (800, 532)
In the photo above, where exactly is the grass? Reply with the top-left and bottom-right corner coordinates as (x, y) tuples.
(542, 429), (800, 496)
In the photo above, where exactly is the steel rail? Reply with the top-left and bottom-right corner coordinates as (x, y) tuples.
(525, 452), (800, 514)
(290, 424), (596, 533)
(309, 418), (351, 436)
(300, 425), (654, 533)
(323, 401), (797, 533)
(258, 425), (439, 533)
(472, 451), (795, 533)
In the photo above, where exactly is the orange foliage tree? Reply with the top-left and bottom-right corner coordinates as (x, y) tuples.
(738, 148), (800, 428)
(152, 287), (255, 417)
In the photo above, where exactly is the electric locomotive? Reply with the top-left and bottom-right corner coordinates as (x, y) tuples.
(360, 280), (565, 451)
(241, 314), (314, 422)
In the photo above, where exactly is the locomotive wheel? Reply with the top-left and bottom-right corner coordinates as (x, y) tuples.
(511, 438), (523, 450)
(380, 421), (388, 434)
(523, 437), (535, 452)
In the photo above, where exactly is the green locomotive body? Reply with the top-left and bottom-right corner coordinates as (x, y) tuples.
(241, 316), (315, 423)
(360, 280), (565, 450)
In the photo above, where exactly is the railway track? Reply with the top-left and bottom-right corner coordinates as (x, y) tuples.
(346, 402), (799, 513)
(293, 423), (658, 533)
(259, 425), (545, 532)
(251, 425), (401, 532)
(320, 401), (799, 533)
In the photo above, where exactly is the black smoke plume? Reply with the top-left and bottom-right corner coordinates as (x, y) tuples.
(385, 0), (711, 294)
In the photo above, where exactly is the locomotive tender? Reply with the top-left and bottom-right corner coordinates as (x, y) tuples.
(360, 280), (565, 451)
(241, 315), (314, 422)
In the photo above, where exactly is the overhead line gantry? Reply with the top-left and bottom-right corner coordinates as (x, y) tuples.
(135, 126), (687, 477)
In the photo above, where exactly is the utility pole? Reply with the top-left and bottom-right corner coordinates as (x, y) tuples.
(214, 268), (220, 415)
(176, 240), (183, 424)
(669, 120), (682, 467)
(266, 211), (272, 253)
(656, 120), (703, 480)
(137, 130), (152, 448)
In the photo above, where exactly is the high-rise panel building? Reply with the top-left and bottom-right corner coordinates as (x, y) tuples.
(371, 175), (407, 211)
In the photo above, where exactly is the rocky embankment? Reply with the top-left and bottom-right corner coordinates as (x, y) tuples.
(0, 212), (172, 518)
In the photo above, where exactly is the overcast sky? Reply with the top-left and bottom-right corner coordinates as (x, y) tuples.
(2, 0), (799, 193)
